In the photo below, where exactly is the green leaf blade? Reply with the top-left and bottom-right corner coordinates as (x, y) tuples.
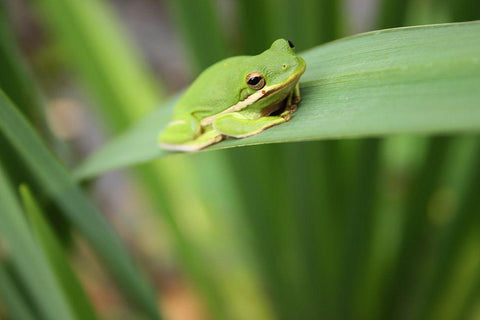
(0, 262), (36, 320)
(0, 166), (75, 320)
(0, 91), (160, 319)
(76, 21), (480, 179)
(19, 185), (99, 320)
(32, 0), (163, 132)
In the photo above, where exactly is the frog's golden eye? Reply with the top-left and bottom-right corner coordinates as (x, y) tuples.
(288, 40), (295, 49)
(246, 73), (266, 90)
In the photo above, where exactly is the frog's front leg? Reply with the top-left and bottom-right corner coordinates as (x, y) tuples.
(292, 82), (301, 104)
(276, 84), (301, 122)
(280, 83), (302, 119)
(213, 112), (289, 138)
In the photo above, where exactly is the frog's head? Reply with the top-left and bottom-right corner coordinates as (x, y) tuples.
(197, 39), (306, 127)
(239, 39), (306, 104)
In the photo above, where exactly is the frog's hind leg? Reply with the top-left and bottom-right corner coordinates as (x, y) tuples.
(159, 113), (201, 146)
(213, 112), (288, 138)
(159, 125), (224, 152)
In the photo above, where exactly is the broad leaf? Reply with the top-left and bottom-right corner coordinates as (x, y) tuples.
(76, 21), (480, 179)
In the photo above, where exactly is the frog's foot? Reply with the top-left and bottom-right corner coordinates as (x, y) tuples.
(280, 103), (297, 121)
(159, 128), (224, 152)
(213, 112), (288, 138)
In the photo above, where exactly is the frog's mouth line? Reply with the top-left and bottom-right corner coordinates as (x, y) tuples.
(200, 68), (304, 126)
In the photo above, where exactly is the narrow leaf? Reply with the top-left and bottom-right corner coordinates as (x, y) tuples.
(76, 21), (480, 179)
(0, 165), (75, 320)
(0, 91), (160, 319)
(0, 262), (36, 320)
(165, 0), (228, 72)
(0, 2), (48, 132)
(20, 185), (99, 320)
(33, 0), (163, 132)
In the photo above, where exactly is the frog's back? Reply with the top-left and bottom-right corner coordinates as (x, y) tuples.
(174, 56), (251, 119)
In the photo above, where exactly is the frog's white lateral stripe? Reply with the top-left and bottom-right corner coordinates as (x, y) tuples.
(168, 119), (186, 126)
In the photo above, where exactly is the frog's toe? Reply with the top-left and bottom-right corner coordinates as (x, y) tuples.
(280, 104), (297, 121)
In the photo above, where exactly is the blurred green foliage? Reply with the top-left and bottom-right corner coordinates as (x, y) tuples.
(0, 0), (479, 320)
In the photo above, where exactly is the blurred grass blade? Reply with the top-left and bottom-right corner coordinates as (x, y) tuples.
(339, 139), (381, 319)
(0, 262), (36, 320)
(19, 185), (99, 320)
(165, 0), (227, 72)
(449, 0), (480, 21)
(0, 2), (48, 133)
(76, 21), (480, 179)
(296, 0), (340, 45)
(33, 0), (162, 131)
(0, 164), (75, 320)
(378, 136), (452, 320)
(237, 0), (273, 53)
(238, 0), (339, 53)
(0, 1), (66, 191)
(416, 138), (480, 320)
(0, 91), (160, 319)
(458, 268), (480, 319)
(377, 0), (410, 28)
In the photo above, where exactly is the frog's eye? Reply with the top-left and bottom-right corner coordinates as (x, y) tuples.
(288, 40), (295, 49)
(246, 73), (266, 90)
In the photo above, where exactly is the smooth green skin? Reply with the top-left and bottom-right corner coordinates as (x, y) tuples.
(158, 39), (306, 151)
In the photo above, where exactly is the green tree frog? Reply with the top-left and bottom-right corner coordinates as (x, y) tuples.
(158, 39), (306, 151)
